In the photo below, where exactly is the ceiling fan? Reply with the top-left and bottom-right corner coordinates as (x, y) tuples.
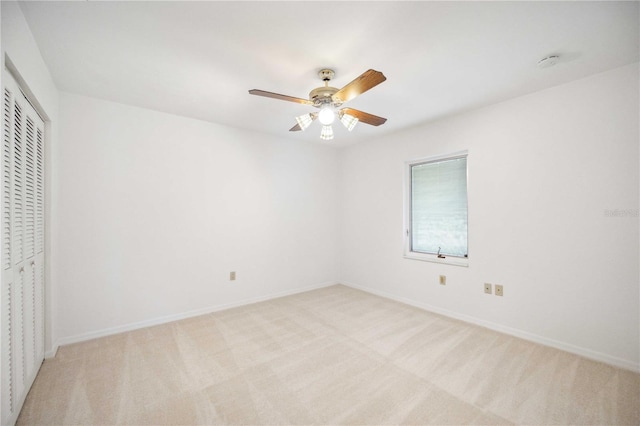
(249, 69), (387, 140)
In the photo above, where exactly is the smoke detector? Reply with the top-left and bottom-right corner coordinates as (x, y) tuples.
(538, 55), (560, 68)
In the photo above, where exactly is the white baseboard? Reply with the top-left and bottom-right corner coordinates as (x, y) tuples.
(44, 346), (58, 359)
(341, 281), (640, 373)
(48, 281), (338, 357)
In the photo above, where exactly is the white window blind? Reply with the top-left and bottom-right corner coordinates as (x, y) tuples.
(410, 155), (467, 258)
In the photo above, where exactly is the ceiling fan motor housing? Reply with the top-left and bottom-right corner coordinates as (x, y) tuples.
(309, 86), (339, 106)
(310, 69), (342, 107)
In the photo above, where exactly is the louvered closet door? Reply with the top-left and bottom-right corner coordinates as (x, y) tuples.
(1, 72), (45, 426)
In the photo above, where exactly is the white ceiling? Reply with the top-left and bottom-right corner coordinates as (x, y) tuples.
(19, 1), (639, 146)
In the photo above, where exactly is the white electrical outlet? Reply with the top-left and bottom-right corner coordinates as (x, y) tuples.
(484, 283), (492, 294)
(495, 284), (503, 296)
(230, 271), (236, 281)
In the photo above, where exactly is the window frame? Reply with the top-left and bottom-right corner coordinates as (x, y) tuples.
(403, 150), (469, 267)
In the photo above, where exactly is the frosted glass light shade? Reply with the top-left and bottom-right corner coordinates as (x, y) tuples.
(318, 106), (335, 125)
(295, 113), (314, 131)
(320, 125), (334, 140)
(340, 113), (359, 131)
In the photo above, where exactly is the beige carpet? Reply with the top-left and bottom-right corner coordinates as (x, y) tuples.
(17, 285), (640, 425)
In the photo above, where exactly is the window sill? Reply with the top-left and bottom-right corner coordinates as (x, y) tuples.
(403, 252), (469, 267)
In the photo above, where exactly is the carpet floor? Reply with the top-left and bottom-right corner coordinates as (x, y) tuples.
(17, 285), (640, 425)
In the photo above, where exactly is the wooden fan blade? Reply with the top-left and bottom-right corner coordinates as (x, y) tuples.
(341, 108), (387, 126)
(249, 89), (313, 105)
(333, 69), (386, 103)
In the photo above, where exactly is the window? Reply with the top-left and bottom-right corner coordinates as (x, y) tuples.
(404, 151), (468, 266)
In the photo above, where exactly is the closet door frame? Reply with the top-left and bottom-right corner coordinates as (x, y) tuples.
(1, 65), (48, 426)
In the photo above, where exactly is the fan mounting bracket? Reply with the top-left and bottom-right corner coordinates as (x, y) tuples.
(318, 69), (335, 82)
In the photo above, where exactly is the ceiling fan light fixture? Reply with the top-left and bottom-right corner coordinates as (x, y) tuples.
(320, 125), (334, 140)
(295, 113), (314, 131)
(318, 106), (335, 125)
(249, 68), (387, 139)
(340, 113), (359, 131)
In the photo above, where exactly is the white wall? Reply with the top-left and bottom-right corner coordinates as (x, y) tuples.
(339, 63), (639, 371)
(1, 1), (60, 356)
(55, 93), (339, 344)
